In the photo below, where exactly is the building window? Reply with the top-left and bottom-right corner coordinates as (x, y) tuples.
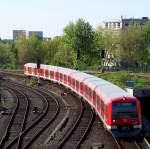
(105, 23), (108, 28)
(117, 22), (120, 28)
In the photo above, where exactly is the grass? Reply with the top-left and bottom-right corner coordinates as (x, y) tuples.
(96, 71), (150, 89)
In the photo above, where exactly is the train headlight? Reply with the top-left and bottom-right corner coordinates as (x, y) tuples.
(113, 119), (116, 123)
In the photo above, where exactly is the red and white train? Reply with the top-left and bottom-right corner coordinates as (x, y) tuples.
(24, 63), (142, 137)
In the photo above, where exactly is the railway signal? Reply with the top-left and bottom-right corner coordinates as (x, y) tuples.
(37, 58), (41, 85)
(37, 58), (41, 69)
(100, 49), (105, 72)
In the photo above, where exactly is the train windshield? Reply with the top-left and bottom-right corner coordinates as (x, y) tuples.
(112, 102), (137, 118)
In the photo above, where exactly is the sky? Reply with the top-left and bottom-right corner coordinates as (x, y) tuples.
(0, 0), (149, 39)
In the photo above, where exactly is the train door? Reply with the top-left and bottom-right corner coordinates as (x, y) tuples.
(64, 75), (67, 84)
(60, 73), (63, 83)
(68, 76), (71, 86)
(97, 95), (101, 114)
(82, 83), (86, 97)
(76, 81), (79, 92)
(93, 91), (96, 107)
(55, 71), (59, 81)
(104, 104), (107, 121)
(85, 85), (88, 98)
(50, 71), (54, 79)
(45, 69), (49, 78)
(101, 101), (105, 119)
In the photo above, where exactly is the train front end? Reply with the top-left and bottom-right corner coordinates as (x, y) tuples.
(109, 97), (142, 137)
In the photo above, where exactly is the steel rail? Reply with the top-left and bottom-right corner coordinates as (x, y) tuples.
(0, 86), (29, 149)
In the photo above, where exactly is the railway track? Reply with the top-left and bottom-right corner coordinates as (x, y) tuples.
(56, 99), (95, 149)
(114, 137), (150, 149)
(4, 71), (149, 149)
(0, 80), (60, 149)
(0, 86), (29, 148)
(17, 89), (59, 149)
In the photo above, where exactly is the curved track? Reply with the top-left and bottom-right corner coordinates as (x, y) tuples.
(2, 71), (146, 149)
(0, 86), (29, 148)
(0, 80), (60, 149)
(56, 99), (95, 149)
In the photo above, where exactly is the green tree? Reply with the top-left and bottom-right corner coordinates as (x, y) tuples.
(0, 41), (16, 68)
(120, 25), (147, 69)
(15, 35), (29, 66)
(43, 36), (70, 66)
(63, 18), (95, 68)
(28, 35), (46, 63)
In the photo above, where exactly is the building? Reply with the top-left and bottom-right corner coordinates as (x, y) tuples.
(104, 19), (122, 30)
(28, 31), (43, 39)
(122, 17), (149, 28)
(104, 17), (150, 30)
(3, 39), (13, 44)
(13, 30), (26, 40)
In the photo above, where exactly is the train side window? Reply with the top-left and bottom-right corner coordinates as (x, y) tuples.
(76, 81), (79, 90)
(68, 76), (71, 85)
(50, 71), (54, 78)
(85, 85), (88, 97)
(72, 78), (75, 87)
(80, 82), (83, 94)
(45, 69), (48, 76)
(56, 72), (59, 79)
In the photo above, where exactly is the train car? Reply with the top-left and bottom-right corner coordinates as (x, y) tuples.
(24, 63), (142, 137)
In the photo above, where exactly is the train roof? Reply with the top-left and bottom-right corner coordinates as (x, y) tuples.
(25, 63), (135, 103)
(95, 82), (134, 103)
(70, 71), (94, 82)
(82, 75), (134, 103)
(57, 67), (76, 75)
(24, 63), (37, 67)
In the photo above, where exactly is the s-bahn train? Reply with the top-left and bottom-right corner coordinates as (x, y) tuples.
(24, 63), (142, 137)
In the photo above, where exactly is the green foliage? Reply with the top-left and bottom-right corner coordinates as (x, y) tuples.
(1, 18), (150, 72)
(15, 35), (28, 65)
(15, 35), (46, 66)
(119, 24), (150, 69)
(0, 41), (16, 69)
(63, 18), (95, 67)
(28, 35), (45, 62)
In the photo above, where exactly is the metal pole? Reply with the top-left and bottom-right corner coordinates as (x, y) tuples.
(0, 80), (1, 105)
